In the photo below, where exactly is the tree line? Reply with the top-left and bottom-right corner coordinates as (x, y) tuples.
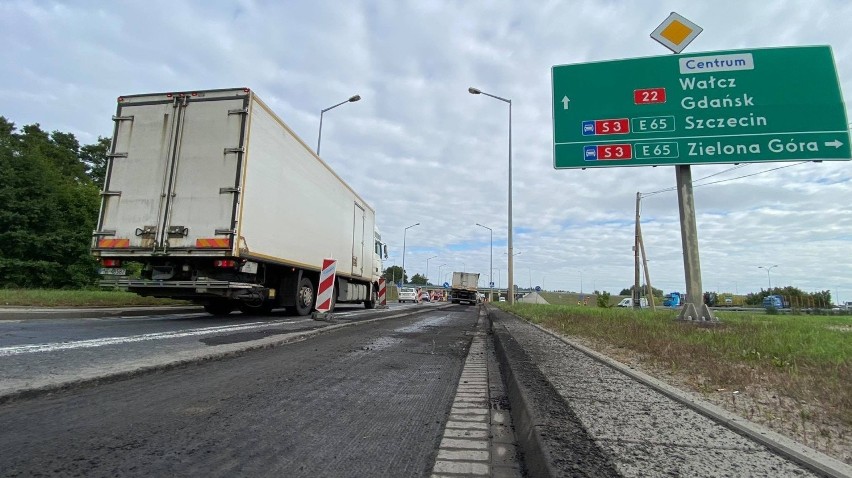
(0, 115), (839, 308)
(0, 117), (110, 288)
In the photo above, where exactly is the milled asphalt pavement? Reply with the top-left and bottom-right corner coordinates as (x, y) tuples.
(3, 303), (850, 477)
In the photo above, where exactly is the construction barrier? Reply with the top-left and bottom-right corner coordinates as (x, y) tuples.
(378, 278), (387, 308)
(314, 258), (337, 318)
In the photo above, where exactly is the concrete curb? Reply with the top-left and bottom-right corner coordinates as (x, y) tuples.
(485, 306), (620, 477)
(0, 306), (204, 320)
(0, 304), (453, 405)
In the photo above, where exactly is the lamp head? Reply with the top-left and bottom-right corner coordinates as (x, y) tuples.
(349, 95), (361, 102)
(468, 87), (481, 95)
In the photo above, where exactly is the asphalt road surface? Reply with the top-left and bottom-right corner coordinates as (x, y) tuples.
(0, 305), (479, 477)
(0, 302), (432, 398)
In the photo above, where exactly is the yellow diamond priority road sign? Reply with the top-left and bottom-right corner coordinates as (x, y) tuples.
(651, 12), (702, 53)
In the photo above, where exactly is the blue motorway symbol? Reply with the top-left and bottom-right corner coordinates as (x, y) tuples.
(535, 286), (541, 292)
(489, 281), (495, 288)
(443, 282), (450, 289)
(584, 145), (598, 161)
(582, 120), (595, 136)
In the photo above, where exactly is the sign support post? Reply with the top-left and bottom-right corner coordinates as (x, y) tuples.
(675, 165), (715, 321)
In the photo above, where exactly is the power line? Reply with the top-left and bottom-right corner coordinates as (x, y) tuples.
(640, 161), (808, 198)
(690, 161), (807, 188)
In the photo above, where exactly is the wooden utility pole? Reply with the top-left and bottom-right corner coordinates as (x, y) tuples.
(636, 220), (656, 310)
(633, 192), (641, 308)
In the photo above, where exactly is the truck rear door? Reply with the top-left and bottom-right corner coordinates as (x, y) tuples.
(351, 203), (366, 277)
(95, 90), (248, 254)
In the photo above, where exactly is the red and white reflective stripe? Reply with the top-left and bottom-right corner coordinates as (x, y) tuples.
(315, 259), (337, 313)
(98, 238), (130, 248)
(378, 278), (386, 306)
(196, 238), (231, 248)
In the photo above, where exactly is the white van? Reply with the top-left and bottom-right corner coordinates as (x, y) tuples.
(616, 297), (648, 307)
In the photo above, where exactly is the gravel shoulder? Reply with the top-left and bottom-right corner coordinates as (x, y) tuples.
(489, 307), (849, 477)
(564, 332), (851, 466)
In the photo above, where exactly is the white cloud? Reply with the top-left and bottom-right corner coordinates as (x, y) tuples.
(1, 0), (851, 300)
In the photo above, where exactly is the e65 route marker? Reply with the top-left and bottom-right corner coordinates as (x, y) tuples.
(552, 45), (851, 169)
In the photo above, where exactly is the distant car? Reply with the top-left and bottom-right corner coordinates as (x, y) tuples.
(399, 287), (417, 303)
(725, 297), (733, 306)
(419, 290), (431, 302)
(616, 297), (648, 308)
(498, 297), (506, 302)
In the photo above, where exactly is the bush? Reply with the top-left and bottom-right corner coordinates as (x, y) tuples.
(597, 291), (612, 308)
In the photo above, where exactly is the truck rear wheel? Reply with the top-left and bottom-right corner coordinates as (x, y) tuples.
(204, 299), (233, 316)
(294, 277), (315, 316)
(364, 287), (377, 309)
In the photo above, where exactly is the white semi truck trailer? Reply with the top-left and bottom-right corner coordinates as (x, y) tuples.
(92, 88), (386, 316)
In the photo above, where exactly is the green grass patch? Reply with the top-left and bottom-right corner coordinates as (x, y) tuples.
(0, 289), (191, 307)
(497, 303), (852, 426)
(540, 291), (610, 306)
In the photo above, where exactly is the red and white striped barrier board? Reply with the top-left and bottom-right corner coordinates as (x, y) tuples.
(315, 258), (337, 313)
(378, 278), (387, 307)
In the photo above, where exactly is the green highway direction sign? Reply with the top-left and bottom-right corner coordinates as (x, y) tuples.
(552, 45), (851, 169)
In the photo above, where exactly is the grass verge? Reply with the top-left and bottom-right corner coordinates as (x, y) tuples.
(496, 303), (851, 461)
(0, 289), (191, 307)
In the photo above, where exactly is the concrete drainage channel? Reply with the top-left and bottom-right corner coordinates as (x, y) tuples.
(485, 305), (852, 478)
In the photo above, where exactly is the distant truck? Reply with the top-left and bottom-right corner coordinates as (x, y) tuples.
(763, 295), (786, 309)
(450, 272), (480, 305)
(92, 88), (386, 316)
(662, 292), (683, 307)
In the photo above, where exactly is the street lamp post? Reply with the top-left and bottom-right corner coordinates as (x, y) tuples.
(503, 251), (520, 301)
(437, 264), (447, 285)
(469, 86), (513, 304)
(401, 223), (420, 286)
(317, 94), (361, 155)
(426, 255), (438, 285)
(475, 223), (493, 301)
(758, 265), (778, 291)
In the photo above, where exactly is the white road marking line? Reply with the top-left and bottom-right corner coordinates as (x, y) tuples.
(0, 319), (312, 356)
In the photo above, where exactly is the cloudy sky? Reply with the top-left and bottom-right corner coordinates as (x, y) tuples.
(2, 0), (851, 300)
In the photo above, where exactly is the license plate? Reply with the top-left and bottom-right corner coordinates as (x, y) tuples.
(99, 268), (127, 276)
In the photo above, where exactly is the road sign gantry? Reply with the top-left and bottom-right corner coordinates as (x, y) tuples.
(552, 45), (851, 169)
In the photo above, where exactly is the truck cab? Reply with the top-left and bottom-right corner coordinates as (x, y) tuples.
(662, 292), (682, 307)
(763, 295), (785, 309)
